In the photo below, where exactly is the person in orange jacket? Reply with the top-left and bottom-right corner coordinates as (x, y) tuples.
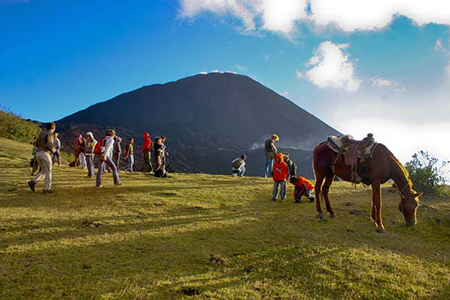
(272, 153), (289, 201)
(290, 175), (315, 203)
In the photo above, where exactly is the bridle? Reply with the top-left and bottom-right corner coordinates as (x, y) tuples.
(397, 183), (409, 220)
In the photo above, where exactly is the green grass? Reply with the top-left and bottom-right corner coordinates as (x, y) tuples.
(0, 137), (449, 299)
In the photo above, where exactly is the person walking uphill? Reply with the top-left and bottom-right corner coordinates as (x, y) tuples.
(28, 122), (56, 194)
(95, 129), (121, 188)
(264, 134), (279, 178)
(272, 153), (289, 201)
(142, 132), (153, 173)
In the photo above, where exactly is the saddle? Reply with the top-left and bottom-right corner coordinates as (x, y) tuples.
(327, 134), (378, 184)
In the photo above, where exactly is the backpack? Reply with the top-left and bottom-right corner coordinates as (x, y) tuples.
(94, 139), (107, 155)
(232, 158), (242, 169)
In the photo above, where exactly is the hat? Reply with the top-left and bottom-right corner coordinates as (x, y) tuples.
(86, 132), (93, 137)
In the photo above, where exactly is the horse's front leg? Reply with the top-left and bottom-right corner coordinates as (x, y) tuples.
(315, 174), (325, 219)
(371, 181), (385, 233)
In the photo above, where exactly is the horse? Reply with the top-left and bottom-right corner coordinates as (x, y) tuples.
(312, 140), (422, 233)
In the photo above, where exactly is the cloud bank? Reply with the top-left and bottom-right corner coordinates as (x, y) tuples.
(179, 0), (450, 34)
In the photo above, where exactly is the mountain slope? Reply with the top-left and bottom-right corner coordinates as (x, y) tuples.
(56, 73), (340, 176)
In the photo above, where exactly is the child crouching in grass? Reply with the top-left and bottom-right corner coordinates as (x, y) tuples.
(290, 175), (315, 203)
(272, 153), (289, 201)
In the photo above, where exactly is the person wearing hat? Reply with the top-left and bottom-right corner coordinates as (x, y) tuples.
(85, 132), (97, 178)
(264, 134), (279, 178)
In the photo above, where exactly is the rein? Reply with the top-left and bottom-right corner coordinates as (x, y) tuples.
(397, 182), (409, 220)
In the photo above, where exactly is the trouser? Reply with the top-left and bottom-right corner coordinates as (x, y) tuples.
(232, 166), (246, 177)
(294, 187), (314, 202)
(113, 153), (121, 170)
(96, 156), (120, 187)
(80, 153), (87, 169)
(126, 155), (134, 172)
(31, 155), (42, 175)
(143, 152), (153, 172)
(52, 149), (61, 165)
(272, 180), (286, 200)
(86, 154), (95, 177)
(33, 151), (53, 190)
(265, 157), (273, 177)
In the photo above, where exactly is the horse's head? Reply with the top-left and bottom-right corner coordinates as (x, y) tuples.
(398, 191), (422, 226)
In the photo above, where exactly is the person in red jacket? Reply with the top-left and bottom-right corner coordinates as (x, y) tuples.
(142, 132), (153, 172)
(272, 153), (289, 201)
(290, 176), (315, 203)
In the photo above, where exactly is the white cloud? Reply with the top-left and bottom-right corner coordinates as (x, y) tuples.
(369, 76), (406, 92)
(235, 64), (247, 72)
(179, 0), (262, 31)
(311, 0), (450, 32)
(303, 41), (361, 92)
(262, 0), (308, 33)
(295, 69), (303, 78)
(198, 71), (208, 75)
(179, 0), (450, 34)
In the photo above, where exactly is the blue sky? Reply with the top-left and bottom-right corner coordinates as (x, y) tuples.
(1, 0), (449, 166)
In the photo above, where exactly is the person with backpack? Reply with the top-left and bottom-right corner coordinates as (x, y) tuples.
(264, 134), (279, 178)
(85, 132), (97, 178)
(52, 133), (61, 166)
(272, 153), (289, 201)
(95, 129), (121, 188)
(142, 132), (153, 173)
(289, 175), (315, 203)
(28, 122), (56, 194)
(232, 155), (246, 177)
(282, 153), (297, 179)
(124, 138), (134, 172)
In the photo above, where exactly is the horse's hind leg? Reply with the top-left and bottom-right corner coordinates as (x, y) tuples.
(314, 173), (325, 219)
(322, 172), (337, 218)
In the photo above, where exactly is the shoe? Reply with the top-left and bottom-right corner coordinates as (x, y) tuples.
(272, 198), (277, 201)
(28, 180), (36, 192)
(295, 200), (302, 204)
(309, 197), (315, 203)
(96, 185), (102, 188)
(85, 175), (93, 178)
(114, 183), (122, 186)
(43, 190), (54, 194)
(280, 198), (286, 202)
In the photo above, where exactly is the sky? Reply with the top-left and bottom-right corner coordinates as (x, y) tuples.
(1, 0), (449, 169)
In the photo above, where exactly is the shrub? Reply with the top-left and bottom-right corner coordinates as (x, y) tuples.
(0, 108), (41, 144)
(405, 150), (449, 195)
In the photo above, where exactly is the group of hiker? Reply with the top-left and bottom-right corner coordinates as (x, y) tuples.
(230, 134), (315, 203)
(27, 124), (170, 193)
(27, 123), (315, 204)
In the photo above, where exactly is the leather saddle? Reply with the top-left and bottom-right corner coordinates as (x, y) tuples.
(327, 134), (378, 183)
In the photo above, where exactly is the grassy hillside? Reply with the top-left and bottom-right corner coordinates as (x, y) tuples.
(0, 110), (41, 144)
(0, 137), (449, 299)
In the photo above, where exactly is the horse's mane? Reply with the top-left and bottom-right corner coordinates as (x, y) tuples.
(382, 144), (414, 193)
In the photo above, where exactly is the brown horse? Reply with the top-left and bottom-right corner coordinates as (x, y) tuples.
(313, 141), (422, 233)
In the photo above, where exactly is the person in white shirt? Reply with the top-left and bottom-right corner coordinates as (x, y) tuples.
(96, 129), (121, 188)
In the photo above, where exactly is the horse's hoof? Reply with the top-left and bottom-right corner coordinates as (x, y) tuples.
(330, 213), (337, 218)
(376, 227), (386, 234)
(317, 213), (324, 219)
